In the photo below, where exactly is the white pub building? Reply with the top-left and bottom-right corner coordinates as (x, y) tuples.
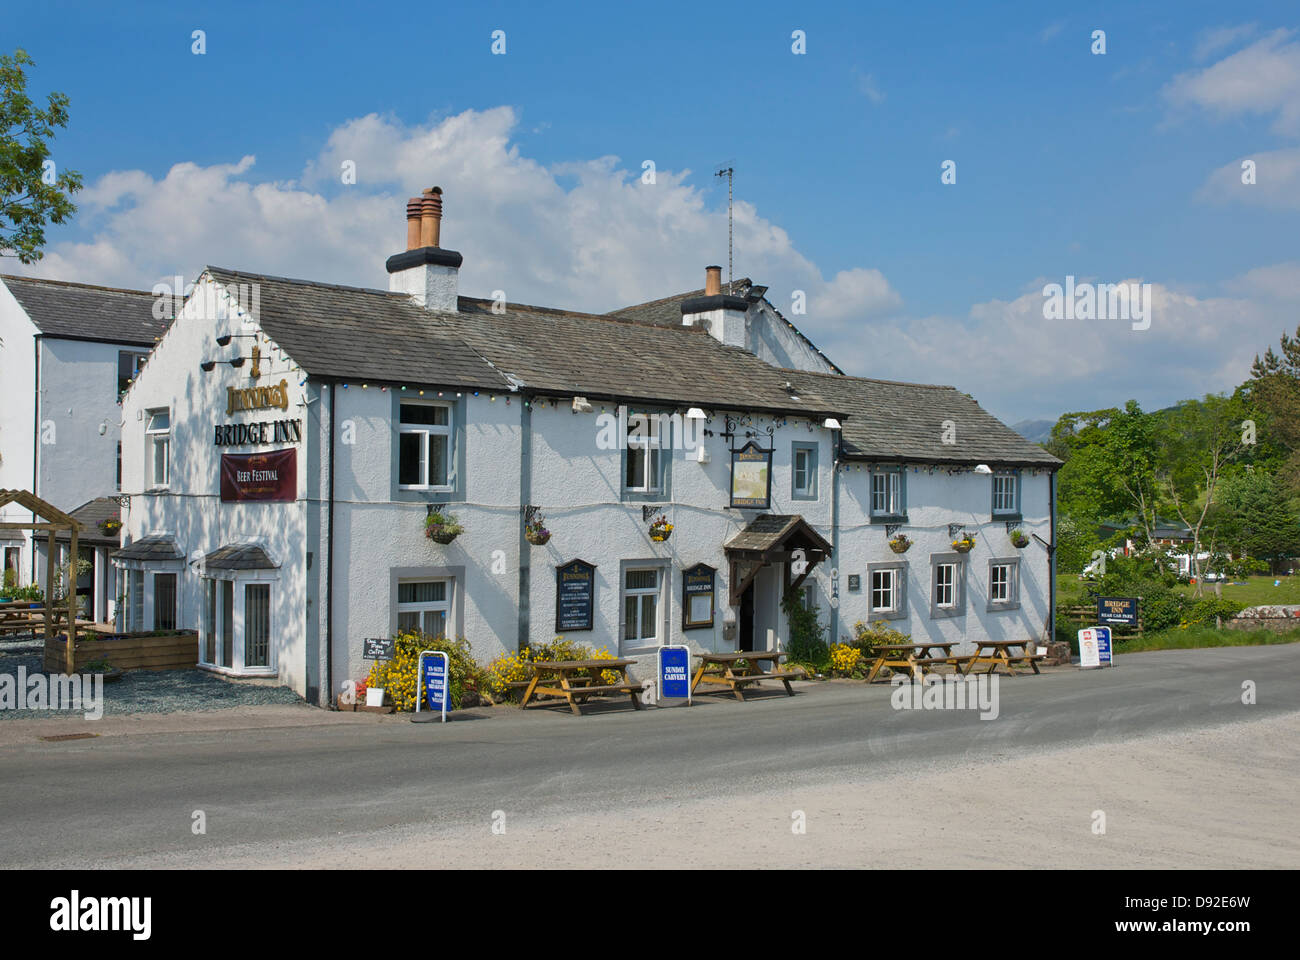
(116, 188), (1060, 705)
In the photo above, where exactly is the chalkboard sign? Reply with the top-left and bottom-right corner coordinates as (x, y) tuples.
(555, 559), (596, 632)
(362, 637), (395, 660)
(682, 563), (716, 630)
(1097, 596), (1138, 626)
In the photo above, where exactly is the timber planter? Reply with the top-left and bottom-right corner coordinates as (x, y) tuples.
(44, 629), (199, 674)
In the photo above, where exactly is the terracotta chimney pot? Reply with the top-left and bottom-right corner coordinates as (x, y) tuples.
(420, 186), (443, 248)
(705, 265), (722, 297)
(405, 198), (423, 251)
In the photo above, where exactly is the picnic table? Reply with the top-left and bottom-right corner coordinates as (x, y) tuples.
(962, 639), (1041, 676)
(691, 650), (804, 701)
(863, 641), (967, 683)
(519, 658), (644, 716)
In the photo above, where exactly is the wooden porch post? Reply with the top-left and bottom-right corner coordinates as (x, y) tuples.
(68, 524), (78, 671)
(44, 530), (55, 643)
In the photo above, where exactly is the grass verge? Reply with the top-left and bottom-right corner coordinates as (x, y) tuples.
(1118, 625), (1300, 654)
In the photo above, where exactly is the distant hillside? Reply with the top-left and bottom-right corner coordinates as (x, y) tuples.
(1011, 419), (1055, 445)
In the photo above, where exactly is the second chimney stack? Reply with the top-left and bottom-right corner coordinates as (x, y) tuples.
(705, 265), (722, 296)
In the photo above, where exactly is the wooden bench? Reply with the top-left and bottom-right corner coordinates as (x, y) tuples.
(519, 659), (643, 716)
(692, 651), (804, 700)
(962, 640), (1041, 676)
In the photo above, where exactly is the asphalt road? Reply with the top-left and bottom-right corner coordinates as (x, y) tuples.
(1, 644), (1296, 868)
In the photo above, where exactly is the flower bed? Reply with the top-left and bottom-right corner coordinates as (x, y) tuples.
(43, 629), (199, 673)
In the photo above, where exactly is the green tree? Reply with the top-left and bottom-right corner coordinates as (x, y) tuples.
(1246, 329), (1300, 490)
(1052, 401), (1162, 542)
(1211, 469), (1300, 572)
(1158, 393), (1253, 594)
(1, 48), (81, 264)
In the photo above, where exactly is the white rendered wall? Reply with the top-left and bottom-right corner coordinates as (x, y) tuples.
(0, 283), (38, 582)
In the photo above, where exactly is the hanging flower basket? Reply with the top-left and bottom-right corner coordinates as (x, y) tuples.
(1009, 528), (1030, 549)
(952, 534), (976, 553)
(424, 511), (464, 544)
(98, 517), (122, 537)
(888, 534), (912, 554)
(649, 519), (673, 542)
(525, 525), (551, 546)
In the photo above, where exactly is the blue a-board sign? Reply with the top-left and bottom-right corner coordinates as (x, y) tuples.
(1096, 626), (1113, 666)
(555, 559), (596, 632)
(421, 652), (449, 715)
(1097, 596), (1138, 626)
(659, 646), (691, 699)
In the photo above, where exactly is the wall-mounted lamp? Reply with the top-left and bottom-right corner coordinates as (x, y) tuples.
(215, 333), (257, 347)
(974, 464), (993, 474)
(572, 396), (593, 414)
(200, 360), (217, 372)
(685, 407), (707, 420)
(228, 357), (245, 368)
(823, 418), (842, 430)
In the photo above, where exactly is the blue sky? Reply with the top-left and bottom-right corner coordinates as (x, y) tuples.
(6, 1), (1300, 423)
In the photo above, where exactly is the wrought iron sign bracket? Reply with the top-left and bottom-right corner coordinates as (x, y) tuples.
(642, 505), (665, 523)
(948, 523), (967, 539)
(884, 523), (903, 538)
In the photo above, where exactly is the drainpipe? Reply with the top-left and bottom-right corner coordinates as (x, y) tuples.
(326, 381), (336, 707)
(30, 338), (40, 585)
(1049, 467), (1057, 645)
(516, 394), (532, 651)
(830, 427), (841, 645)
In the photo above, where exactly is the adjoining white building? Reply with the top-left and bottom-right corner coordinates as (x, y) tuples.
(0, 276), (169, 621)
(111, 188), (1059, 706)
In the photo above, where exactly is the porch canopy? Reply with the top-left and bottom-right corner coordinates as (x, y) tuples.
(0, 488), (82, 660)
(724, 514), (833, 605)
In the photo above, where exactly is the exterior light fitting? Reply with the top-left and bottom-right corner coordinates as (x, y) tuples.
(974, 464), (993, 474)
(685, 407), (707, 420)
(823, 418), (842, 430)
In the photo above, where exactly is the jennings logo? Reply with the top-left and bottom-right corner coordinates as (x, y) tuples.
(49, 891), (151, 940)
(226, 378), (289, 415)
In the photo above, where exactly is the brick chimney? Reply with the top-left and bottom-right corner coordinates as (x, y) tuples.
(386, 186), (462, 312)
(682, 265), (747, 347)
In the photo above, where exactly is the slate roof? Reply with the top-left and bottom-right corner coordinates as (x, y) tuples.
(55, 498), (122, 546)
(787, 369), (1061, 467)
(608, 277), (844, 374)
(724, 514), (833, 555)
(204, 268), (512, 390)
(112, 535), (182, 561)
(204, 268), (848, 418)
(203, 544), (278, 570)
(1, 275), (171, 346)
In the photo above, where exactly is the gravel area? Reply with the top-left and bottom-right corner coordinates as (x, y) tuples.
(0, 638), (304, 717)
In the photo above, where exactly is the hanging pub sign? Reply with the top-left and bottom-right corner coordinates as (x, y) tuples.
(555, 558), (596, 632)
(682, 563), (716, 630)
(730, 441), (773, 509)
(220, 449), (297, 502)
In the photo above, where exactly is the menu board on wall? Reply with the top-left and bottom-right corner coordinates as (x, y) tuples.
(682, 563), (716, 630)
(220, 449), (297, 502)
(555, 559), (596, 632)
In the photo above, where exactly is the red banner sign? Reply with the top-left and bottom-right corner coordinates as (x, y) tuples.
(220, 449), (297, 502)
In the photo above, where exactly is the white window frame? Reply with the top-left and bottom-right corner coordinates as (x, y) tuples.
(993, 471), (1018, 515)
(197, 569), (278, 677)
(870, 468), (903, 517)
(145, 408), (170, 489)
(625, 415), (663, 494)
(929, 552), (967, 620)
(871, 569), (897, 614)
(622, 566), (662, 649)
(396, 578), (452, 638)
(793, 447), (814, 498)
(398, 401), (453, 492)
(987, 557), (1021, 611)
(934, 563), (956, 608)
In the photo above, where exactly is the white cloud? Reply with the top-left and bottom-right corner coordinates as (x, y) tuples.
(1229, 260), (1300, 300)
(12, 107), (901, 325)
(856, 73), (886, 104)
(1040, 21), (1065, 44)
(1164, 28), (1300, 136)
(1197, 146), (1300, 209)
(1194, 23), (1259, 62)
(818, 279), (1294, 421)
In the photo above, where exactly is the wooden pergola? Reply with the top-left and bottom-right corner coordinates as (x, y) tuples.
(0, 489), (81, 664)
